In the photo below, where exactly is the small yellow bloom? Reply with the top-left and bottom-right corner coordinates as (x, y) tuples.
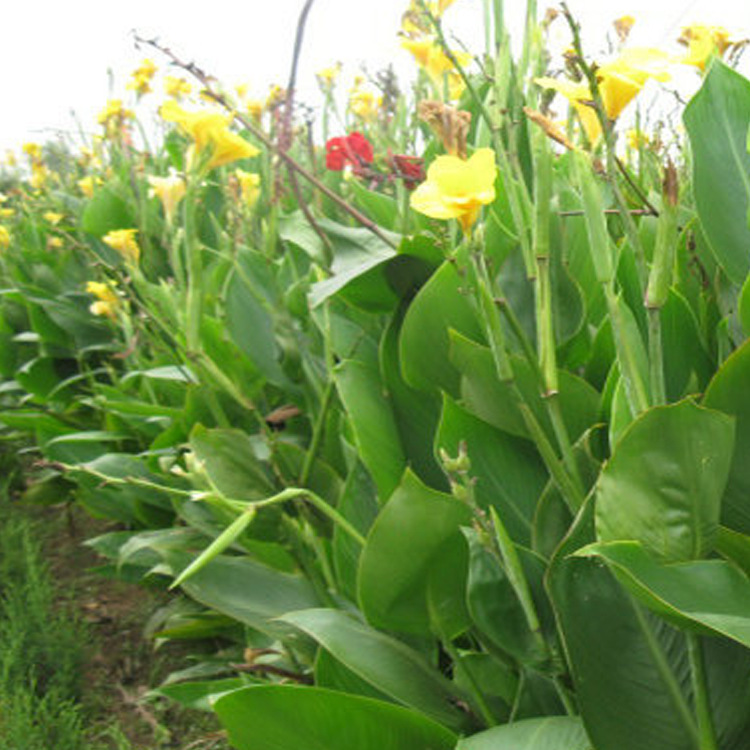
(0, 208), (13, 219)
(30, 163), (50, 190)
(102, 228), (140, 265)
(160, 100), (260, 170)
(147, 170), (186, 225)
(316, 63), (342, 90)
(0, 225), (10, 250)
(410, 148), (497, 234)
(47, 237), (64, 250)
(614, 16), (636, 43)
(235, 169), (261, 208)
(43, 211), (63, 225)
(89, 300), (118, 319)
(266, 84), (287, 110)
(22, 142), (43, 162)
(86, 280), (119, 305)
(679, 24), (733, 70)
(164, 75), (193, 100)
(348, 79), (382, 121)
(246, 99), (264, 122)
(127, 58), (157, 96)
(78, 176), (97, 198)
(0, 193), (7, 203)
(4, 150), (17, 167)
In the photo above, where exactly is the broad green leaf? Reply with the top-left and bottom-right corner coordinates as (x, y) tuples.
(80, 186), (134, 238)
(437, 396), (547, 546)
(704, 339), (750, 533)
(190, 425), (275, 502)
(457, 716), (590, 750)
(164, 551), (320, 639)
(548, 553), (698, 750)
(576, 540), (750, 647)
(225, 249), (289, 386)
(314, 648), (392, 702)
(151, 678), (248, 711)
(400, 261), (483, 395)
(350, 180), (400, 230)
(684, 61), (750, 283)
(279, 209), (328, 264)
(214, 685), (457, 750)
(380, 311), (446, 489)
(596, 400), (734, 562)
(335, 352), (405, 501)
(358, 470), (472, 635)
(449, 332), (599, 442)
(280, 608), (470, 730)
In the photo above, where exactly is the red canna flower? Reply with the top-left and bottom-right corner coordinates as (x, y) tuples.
(325, 131), (374, 173)
(390, 153), (425, 190)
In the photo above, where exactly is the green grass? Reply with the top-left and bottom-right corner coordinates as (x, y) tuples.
(0, 509), (131, 750)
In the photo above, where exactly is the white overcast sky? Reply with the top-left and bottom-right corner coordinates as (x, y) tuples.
(1, 0), (748, 153)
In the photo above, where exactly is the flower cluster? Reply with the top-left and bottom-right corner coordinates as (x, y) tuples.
(325, 132), (374, 174)
(127, 58), (157, 96)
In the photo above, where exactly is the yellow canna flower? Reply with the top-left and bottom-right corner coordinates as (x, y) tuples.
(401, 36), (472, 101)
(246, 99), (264, 122)
(235, 169), (261, 208)
(78, 176), (97, 198)
(536, 47), (673, 144)
(265, 84), (287, 110)
(86, 280), (119, 305)
(614, 15), (636, 43)
(0, 208), (13, 219)
(316, 63), (342, 90)
(43, 211), (63, 225)
(679, 24), (734, 70)
(160, 100), (260, 170)
(102, 228), (140, 265)
(127, 58), (157, 96)
(4, 150), (17, 167)
(47, 237), (64, 250)
(410, 147), (497, 234)
(30, 163), (50, 190)
(89, 300), (118, 319)
(22, 142), (43, 162)
(0, 225), (10, 250)
(164, 75), (193, 100)
(348, 79), (382, 121)
(147, 169), (186, 225)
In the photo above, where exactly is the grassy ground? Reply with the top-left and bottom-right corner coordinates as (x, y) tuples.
(0, 497), (228, 750)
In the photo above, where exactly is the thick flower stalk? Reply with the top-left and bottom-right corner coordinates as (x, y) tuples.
(102, 228), (140, 265)
(410, 147), (497, 234)
(160, 101), (260, 171)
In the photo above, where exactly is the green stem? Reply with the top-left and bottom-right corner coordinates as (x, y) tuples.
(298, 378), (335, 486)
(687, 634), (718, 750)
(647, 308), (666, 406)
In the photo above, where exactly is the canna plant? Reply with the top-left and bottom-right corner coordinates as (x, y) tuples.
(1, 2), (750, 750)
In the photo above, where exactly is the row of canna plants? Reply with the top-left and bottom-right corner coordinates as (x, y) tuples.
(2, 1), (750, 748)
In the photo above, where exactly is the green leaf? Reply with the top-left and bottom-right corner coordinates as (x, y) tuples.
(576, 540), (750, 647)
(189, 425), (275, 502)
(80, 186), (134, 238)
(449, 332), (599, 443)
(596, 400), (735, 562)
(704, 339), (750, 533)
(457, 716), (590, 750)
(400, 261), (483, 395)
(436, 396), (547, 546)
(279, 608), (469, 730)
(213, 685), (457, 750)
(357, 470), (472, 635)
(225, 249), (289, 386)
(335, 352), (406, 501)
(163, 551), (320, 639)
(548, 553), (698, 750)
(151, 678), (248, 710)
(279, 209), (328, 264)
(684, 61), (750, 283)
